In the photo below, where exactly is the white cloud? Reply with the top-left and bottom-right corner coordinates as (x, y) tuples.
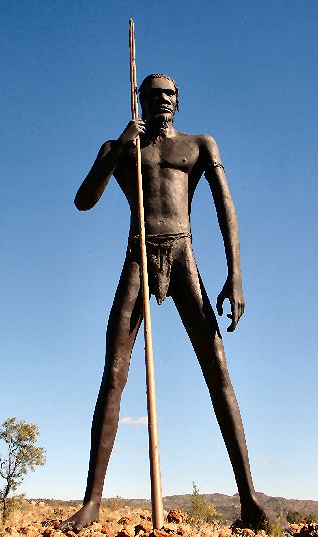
(138, 446), (148, 453)
(257, 458), (277, 465)
(113, 444), (123, 452)
(120, 416), (148, 426)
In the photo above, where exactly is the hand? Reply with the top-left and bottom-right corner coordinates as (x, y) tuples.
(118, 119), (145, 148)
(216, 276), (245, 332)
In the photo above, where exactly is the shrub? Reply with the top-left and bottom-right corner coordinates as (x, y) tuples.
(186, 483), (223, 528)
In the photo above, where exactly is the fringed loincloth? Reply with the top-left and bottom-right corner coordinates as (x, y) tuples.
(128, 232), (192, 305)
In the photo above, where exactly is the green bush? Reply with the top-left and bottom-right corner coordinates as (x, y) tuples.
(186, 483), (223, 528)
(262, 517), (286, 537)
(286, 510), (303, 524)
(305, 514), (318, 523)
(106, 496), (125, 511)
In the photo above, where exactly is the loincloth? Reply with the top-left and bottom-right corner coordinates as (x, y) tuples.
(128, 232), (192, 305)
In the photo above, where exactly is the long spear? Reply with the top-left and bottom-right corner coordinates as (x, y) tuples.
(129, 19), (164, 530)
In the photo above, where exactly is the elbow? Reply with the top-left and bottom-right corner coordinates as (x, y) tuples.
(74, 194), (93, 211)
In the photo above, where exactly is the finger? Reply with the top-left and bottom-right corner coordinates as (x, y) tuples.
(227, 315), (237, 332)
(227, 311), (236, 331)
(227, 303), (239, 332)
(236, 302), (245, 321)
(216, 295), (224, 316)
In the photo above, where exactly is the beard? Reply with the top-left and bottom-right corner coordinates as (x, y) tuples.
(156, 115), (172, 136)
(144, 113), (174, 144)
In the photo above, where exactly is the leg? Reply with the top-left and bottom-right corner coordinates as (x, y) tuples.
(170, 248), (268, 528)
(59, 258), (143, 531)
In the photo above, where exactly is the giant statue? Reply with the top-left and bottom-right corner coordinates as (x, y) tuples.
(60, 74), (269, 531)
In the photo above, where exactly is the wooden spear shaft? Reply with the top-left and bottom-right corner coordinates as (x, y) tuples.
(129, 19), (164, 530)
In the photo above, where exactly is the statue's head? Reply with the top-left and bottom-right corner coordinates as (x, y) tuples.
(138, 74), (179, 121)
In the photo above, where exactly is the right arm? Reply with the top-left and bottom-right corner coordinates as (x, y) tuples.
(74, 119), (145, 210)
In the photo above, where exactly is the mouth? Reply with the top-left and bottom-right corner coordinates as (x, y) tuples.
(157, 106), (173, 114)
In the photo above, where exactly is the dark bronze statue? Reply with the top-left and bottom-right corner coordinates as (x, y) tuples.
(60, 74), (269, 531)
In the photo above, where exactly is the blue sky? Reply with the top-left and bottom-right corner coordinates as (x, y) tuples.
(1, 0), (317, 503)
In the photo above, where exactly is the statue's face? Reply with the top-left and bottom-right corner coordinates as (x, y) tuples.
(140, 77), (177, 121)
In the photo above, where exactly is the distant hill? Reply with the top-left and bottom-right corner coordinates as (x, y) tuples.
(129, 492), (318, 523)
(36, 493), (318, 524)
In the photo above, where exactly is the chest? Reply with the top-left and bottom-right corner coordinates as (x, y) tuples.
(121, 137), (200, 176)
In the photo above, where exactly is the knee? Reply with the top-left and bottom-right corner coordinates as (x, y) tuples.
(202, 337), (232, 390)
(212, 333), (225, 359)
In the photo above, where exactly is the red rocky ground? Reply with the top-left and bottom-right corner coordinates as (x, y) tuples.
(1, 504), (318, 537)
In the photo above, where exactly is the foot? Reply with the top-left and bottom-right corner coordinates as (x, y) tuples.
(58, 501), (100, 533)
(240, 496), (273, 530)
(239, 496), (295, 534)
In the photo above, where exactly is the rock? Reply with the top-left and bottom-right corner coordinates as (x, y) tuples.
(90, 523), (103, 532)
(118, 518), (133, 526)
(242, 530), (255, 537)
(100, 524), (117, 537)
(20, 527), (39, 537)
(117, 525), (135, 537)
(134, 523), (152, 535)
(299, 523), (318, 537)
(41, 520), (61, 530)
(140, 514), (152, 522)
(148, 529), (171, 537)
(231, 520), (256, 535)
(167, 511), (184, 524)
(19, 526), (40, 537)
(101, 524), (112, 534)
(218, 528), (232, 537)
(3, 530), (20, 537)
(43, 530), (55, 537)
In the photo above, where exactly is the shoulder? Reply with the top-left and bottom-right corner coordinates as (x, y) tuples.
(99, 139), (115, 153)
(175, 131), (218, 149)
(188, 134), (221, 166)
(197, 134), (219, 153)
(173, 130), (218, 149)
(96, 140), (115, 159)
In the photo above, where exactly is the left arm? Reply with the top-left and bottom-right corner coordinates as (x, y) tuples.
(202, 135), (245, 332)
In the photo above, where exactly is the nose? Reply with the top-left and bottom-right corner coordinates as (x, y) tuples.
(158, 91), (171, 103)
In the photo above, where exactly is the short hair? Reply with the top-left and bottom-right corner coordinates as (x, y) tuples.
(138, 74), (180, 112)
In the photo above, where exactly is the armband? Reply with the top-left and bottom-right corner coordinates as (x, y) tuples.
(213, 161), (225, 171)
(207, 161), (225, 172)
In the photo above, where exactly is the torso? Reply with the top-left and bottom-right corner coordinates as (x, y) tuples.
(114, 130), (206, 236)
